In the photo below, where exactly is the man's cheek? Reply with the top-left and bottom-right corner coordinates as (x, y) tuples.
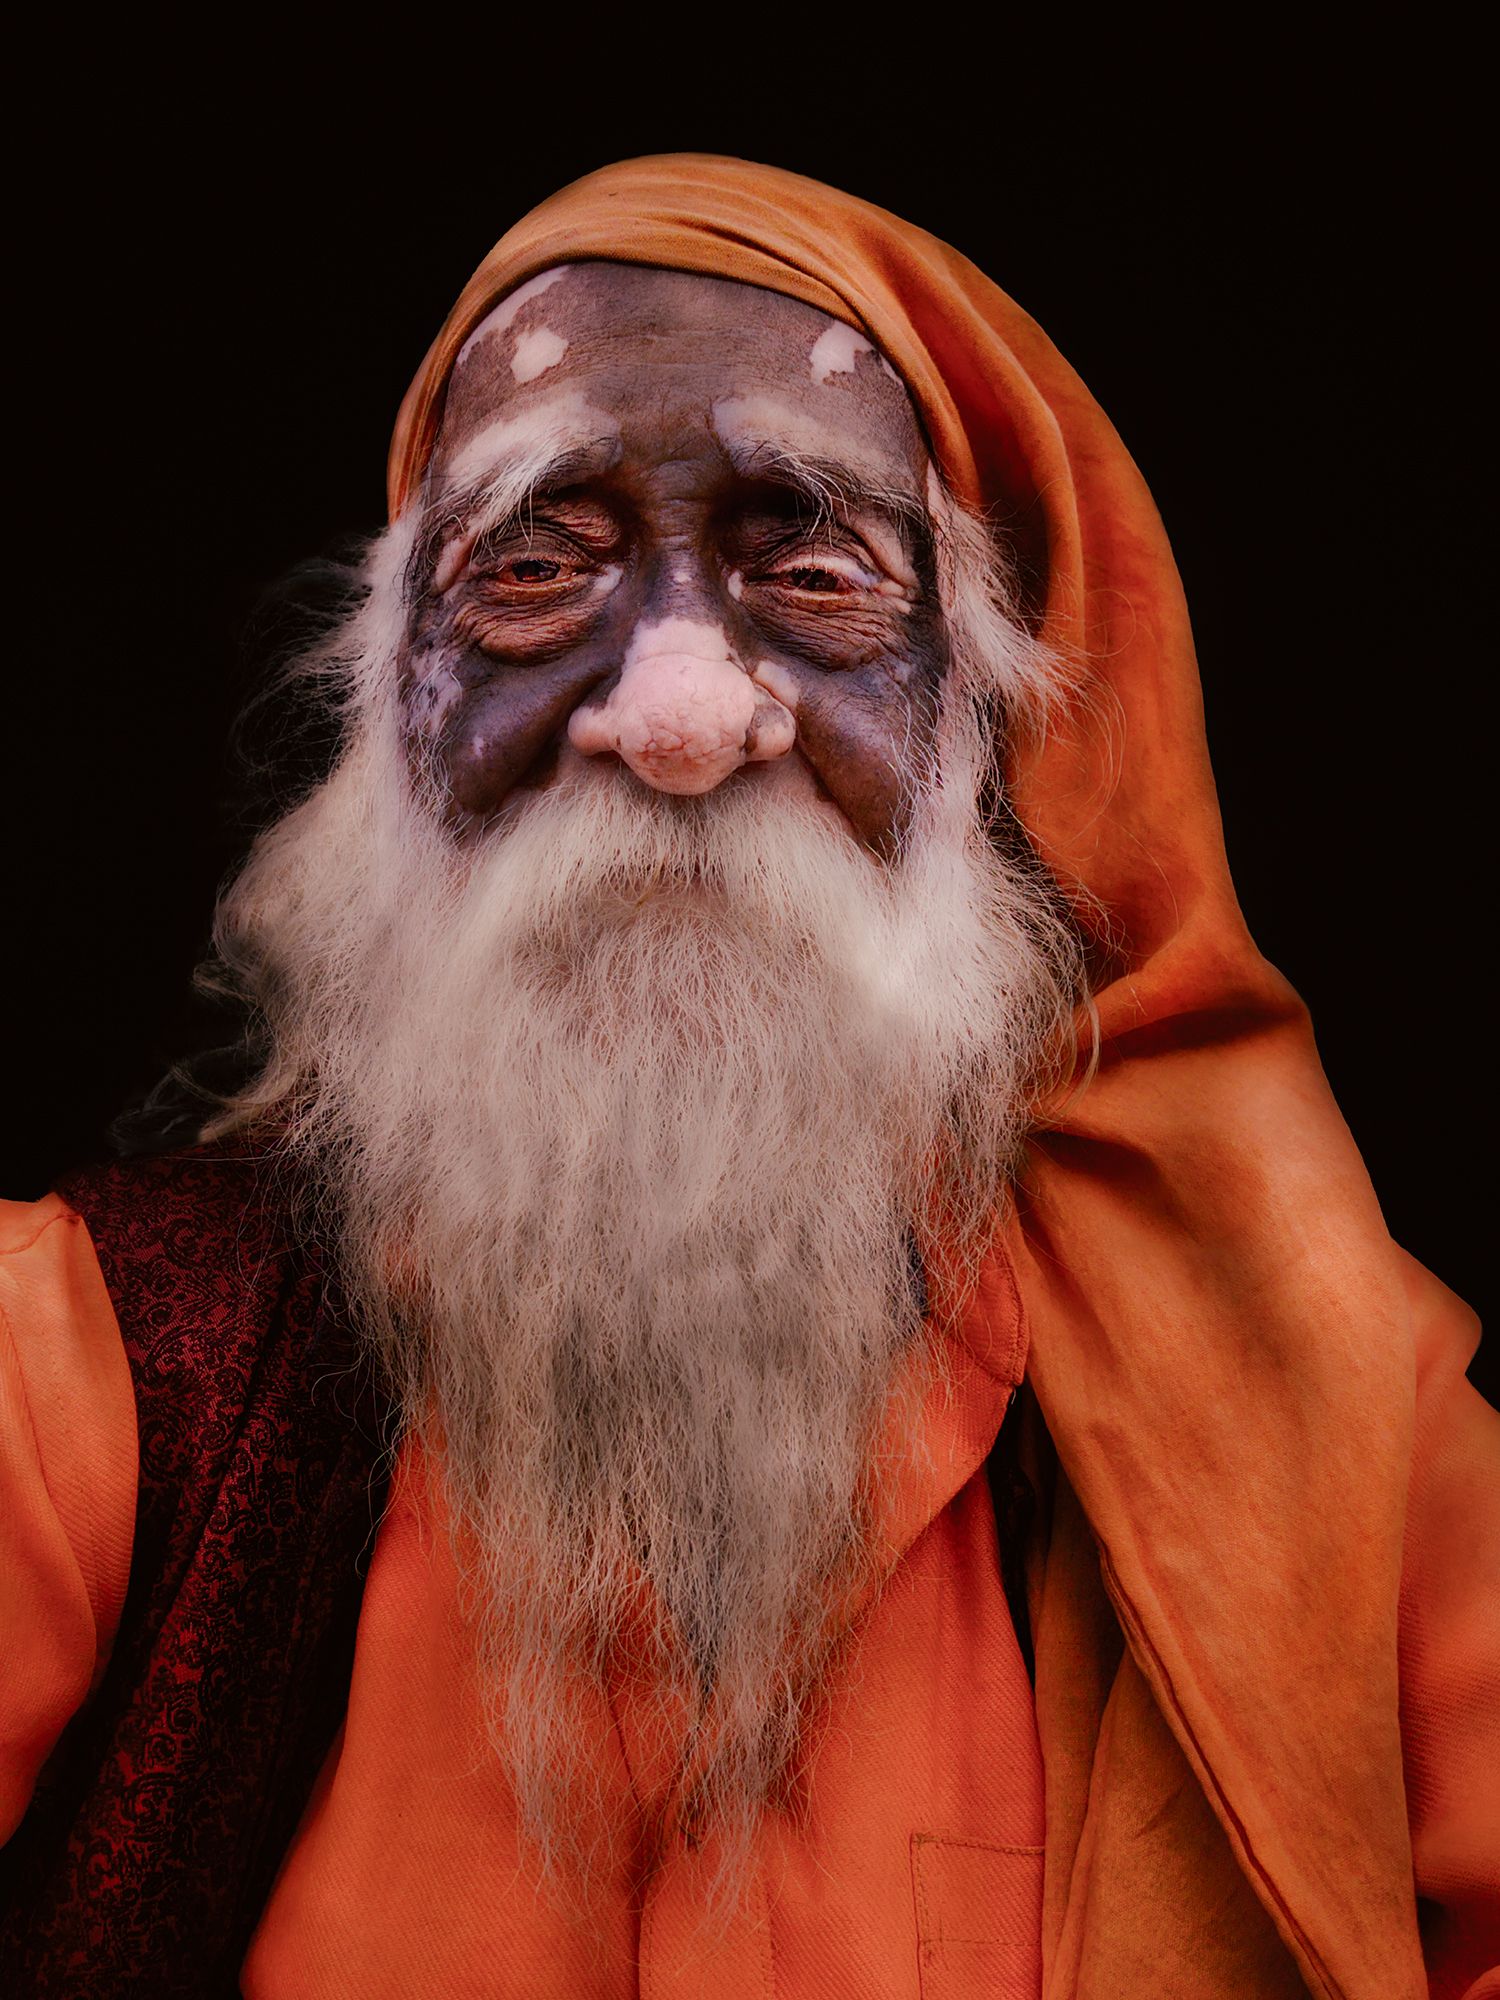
(402, 649), (608, 820)
(401, 632), (483, 744)
(397, 615), (944, 841)
(771, 652), (943, 854)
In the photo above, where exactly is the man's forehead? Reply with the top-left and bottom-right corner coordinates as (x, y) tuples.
(432, 262), (930, 502)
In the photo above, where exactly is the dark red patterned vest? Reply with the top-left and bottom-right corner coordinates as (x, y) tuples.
(0, 1149), (392, 1998)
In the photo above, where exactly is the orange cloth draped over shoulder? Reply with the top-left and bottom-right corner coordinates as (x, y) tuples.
(388, 156), (1498, 2000)
(0, 1197), (135, 1842)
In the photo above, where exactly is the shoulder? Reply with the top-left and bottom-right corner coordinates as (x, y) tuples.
(0, 1192), (137, 1836)
(56, 1146), (318, 1354)
(0, 1193), (134, 1507)
(56, 1145), (299, 1286)
(0, 1193), (133, 1481)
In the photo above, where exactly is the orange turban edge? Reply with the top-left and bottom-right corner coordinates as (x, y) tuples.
(385, 157), (1493, 1998)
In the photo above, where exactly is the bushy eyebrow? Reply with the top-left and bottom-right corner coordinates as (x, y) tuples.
(730, 439), (933, 562)
(411, 423), (935, 596)
(411, 430), (620, 594)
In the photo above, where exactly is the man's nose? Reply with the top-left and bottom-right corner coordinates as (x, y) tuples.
(567, 618), (796, 796)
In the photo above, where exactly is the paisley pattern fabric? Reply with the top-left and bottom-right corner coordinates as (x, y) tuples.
(0, 1150), (391, 1999)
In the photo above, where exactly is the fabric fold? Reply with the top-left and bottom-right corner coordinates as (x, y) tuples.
(379, 152), (1448, 1989)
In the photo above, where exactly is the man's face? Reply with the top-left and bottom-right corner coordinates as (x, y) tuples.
(405, 263), (947, 856)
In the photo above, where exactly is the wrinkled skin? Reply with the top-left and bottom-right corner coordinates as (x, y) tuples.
(404, 263), (949, 856)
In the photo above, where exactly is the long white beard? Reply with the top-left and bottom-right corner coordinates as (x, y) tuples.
(210, 512), (1081, 1896)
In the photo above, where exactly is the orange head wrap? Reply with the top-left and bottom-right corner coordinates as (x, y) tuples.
(388, 153), (1232, 981)
(386, 157), (1447, 1996)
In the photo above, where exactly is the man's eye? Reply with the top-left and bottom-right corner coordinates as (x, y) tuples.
(759, 551), (879, 596)
(500, 556), (564, 584)
(469, 547), (596, 600)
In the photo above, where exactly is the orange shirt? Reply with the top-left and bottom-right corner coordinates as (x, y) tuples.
(5, 1192), (1497, 1997)
(2, 1194), (1046, 1999)
(243, 1433), (1043, 1998)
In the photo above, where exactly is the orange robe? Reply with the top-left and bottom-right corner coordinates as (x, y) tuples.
(377, 153), (1500, 1995)
(3, 1191), (1495, 1997)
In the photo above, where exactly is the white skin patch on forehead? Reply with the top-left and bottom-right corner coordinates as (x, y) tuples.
(511, 327), (569, 383)
(439, 392), (616, 497)
(710, 394), (864, 466)
(707, 388), (924, 524)
(455, 266), (574, 367)
(809, 321), (874, 385)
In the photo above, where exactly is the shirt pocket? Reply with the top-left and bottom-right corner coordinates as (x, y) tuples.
(910, 1834), (1043, 2000)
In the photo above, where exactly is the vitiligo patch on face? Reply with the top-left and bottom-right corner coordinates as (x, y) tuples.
(622, 616), (739, 673)
(437, 392), (619, 503)
(809, 321), (874, 385)
(456, 267), (573, 367)
(511, 328), (569, 384)
(440, 406), (556, 498)
(708, 393), (924, 541)
(404, 658), (465, 738)
(711, 393), (863, 466)
(749, 656), (801, 713)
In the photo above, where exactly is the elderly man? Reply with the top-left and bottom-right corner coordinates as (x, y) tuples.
(1, 157), (1494, 2000)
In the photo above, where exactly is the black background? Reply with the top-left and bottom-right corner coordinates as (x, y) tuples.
(6, 31), (1490, 1393)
